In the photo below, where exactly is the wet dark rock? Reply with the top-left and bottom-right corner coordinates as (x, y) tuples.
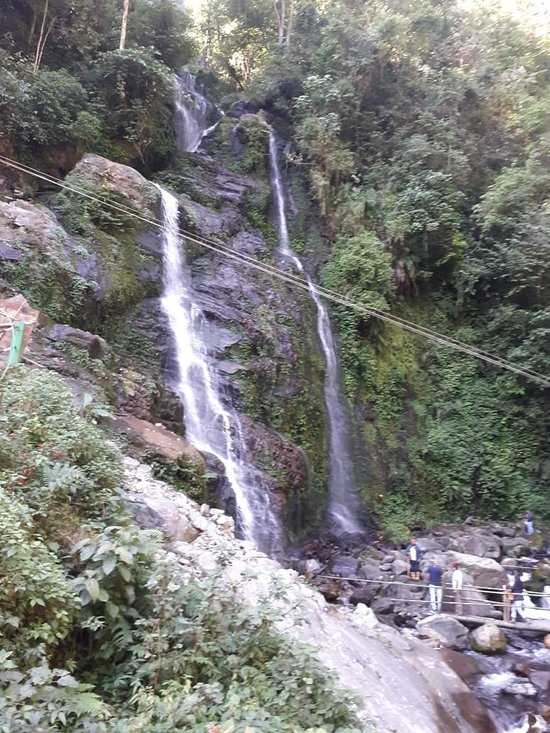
(371, 598), (395, 615)
(228, 99), (260, 118)
(43, 324), (108, 359)
(418, 615), (469, 650)
(529, 671), (550, 693)
(441, 649), (481, 681)
(331, 555), (359, 577)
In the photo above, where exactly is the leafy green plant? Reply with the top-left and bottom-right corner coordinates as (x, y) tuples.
(110, 558), (362, 731)
(0, 648), (109, 732)
(0, 489), (78, 655)
(71, 525), (160, 663)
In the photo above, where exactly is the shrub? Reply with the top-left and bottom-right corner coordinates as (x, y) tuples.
(110, 559), (362, 731)
(90, 48), (176, 166)
(0, 56), (101, 156)
(0, 367), (121, 532)
(0, 490), (78, 654)
(0, 649), (109, 732)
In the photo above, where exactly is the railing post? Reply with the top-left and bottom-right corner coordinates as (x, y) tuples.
(7, 321), (25, 366)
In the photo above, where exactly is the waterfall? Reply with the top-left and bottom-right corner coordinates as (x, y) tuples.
(268, 132), (363, 535)
(157, 184), (283, 554)
(174, 71), (222, 153)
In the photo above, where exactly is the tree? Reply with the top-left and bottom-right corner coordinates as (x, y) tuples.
(119, 0), (130, 50)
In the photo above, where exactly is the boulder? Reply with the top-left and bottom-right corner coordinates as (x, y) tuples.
(440, 649), (480, 681)
(529, 671), (550, 692)
(392, 556), (410, 576)
(492, 524), (517, 538)
(331, 554), (359, 577)
(416, 536), (447, 552)
(501, 536), (529, 557)
(69, 154), (158, 215)
(43, 324), (108, 359)
(417, 615), (469, 650)
(469, 623), (507, 654)
(371, 598), (395, 615)
(111, 414), (203, 467)
(463, 534), (501, 560)
(448, 551), (506, 588)
(352, 603), (379, 629)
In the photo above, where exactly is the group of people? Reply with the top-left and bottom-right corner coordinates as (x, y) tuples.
(406, 538), (530, 621)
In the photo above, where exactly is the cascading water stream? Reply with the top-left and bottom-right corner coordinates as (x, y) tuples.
(268, 131), (363, 535)
(174, 71), (222, 153)
(157, 184), (282, 554)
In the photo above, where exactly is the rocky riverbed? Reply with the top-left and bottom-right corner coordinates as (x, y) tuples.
(294, 522), (550, 731)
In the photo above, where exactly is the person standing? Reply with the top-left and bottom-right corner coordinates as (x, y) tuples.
(426, 563), (443, 613)
(502, 581), (513, 622)
(524, 511), (535, 537)
(511, 572), (525, 622)
(407, 538), (421, 581)
(451, 562), (464, 615)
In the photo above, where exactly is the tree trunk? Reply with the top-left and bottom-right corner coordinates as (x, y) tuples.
(119, 0), (130, 51)
(33, 0), (49, 73)
(36, 16), (55, 72)
(274, 0), (286, 46)
(285, 0), (294, 50)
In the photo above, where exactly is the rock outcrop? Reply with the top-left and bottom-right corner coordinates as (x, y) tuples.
(122, 456), (496, 733)
(418, 614), (469, 650)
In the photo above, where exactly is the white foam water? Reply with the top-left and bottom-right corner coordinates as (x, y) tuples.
(268, 130), (363, 535)
(157, 184), (282, 554)
(174, 71), (222, 153)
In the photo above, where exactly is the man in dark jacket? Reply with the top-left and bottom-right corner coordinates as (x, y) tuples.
(426, 563), (443, 613)
(511, 573), (525, 622)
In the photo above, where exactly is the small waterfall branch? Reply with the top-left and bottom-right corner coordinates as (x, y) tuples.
(268, 131), (363, 535)
(174, 71), (222, 153)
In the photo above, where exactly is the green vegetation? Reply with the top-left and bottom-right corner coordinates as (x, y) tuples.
(0, 0), (195, 172)
(205, 0), (550, 530)
(0, 367), (361, 731)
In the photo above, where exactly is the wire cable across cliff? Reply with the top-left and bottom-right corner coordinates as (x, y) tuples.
(1, 154), (549, 388)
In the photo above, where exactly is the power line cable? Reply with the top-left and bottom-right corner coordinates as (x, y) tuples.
(5, 154), (548, 384)
(1, 154), (549, 387)
(2, 152), (547, 382)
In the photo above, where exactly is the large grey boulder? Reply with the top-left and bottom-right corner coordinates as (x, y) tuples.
(464, 534), (501, 559)
(500, 536), (530, 557)
(417, 615), (469, 650)
(449, 551), (506, 589)
(469, 623), (508, 654)
(69, 153), (158, 215)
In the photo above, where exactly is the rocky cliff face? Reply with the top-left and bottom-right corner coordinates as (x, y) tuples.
(0, 119), (331, 542)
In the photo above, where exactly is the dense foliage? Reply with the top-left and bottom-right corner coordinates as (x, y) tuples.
(203, 0), (550, 533)
(0, 368), (360, 730)
(0, 0), (195, 171)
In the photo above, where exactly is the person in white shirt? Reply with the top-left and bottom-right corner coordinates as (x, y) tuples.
(451, 562), (464, 615)
(407, 538), (420, 580)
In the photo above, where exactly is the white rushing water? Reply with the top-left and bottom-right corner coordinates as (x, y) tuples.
(174, 71), (222, 153)
(268, 131), (363, 534)
(157, 185), (282, 554)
